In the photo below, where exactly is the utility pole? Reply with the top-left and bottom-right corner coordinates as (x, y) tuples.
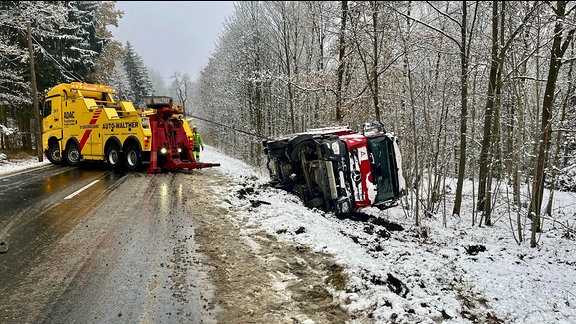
(27, 22), (43, 162)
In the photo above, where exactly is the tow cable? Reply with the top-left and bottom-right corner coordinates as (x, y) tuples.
(188, 115), (269, 139)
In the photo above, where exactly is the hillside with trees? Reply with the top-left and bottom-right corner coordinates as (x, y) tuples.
(192, 1), (576, 247)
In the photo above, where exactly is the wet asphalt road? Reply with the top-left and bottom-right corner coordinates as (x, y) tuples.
(0, 164), (125, 291)
(0, 164), (216, 323)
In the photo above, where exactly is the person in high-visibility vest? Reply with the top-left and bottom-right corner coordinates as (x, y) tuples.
(192, 125), (204, 162)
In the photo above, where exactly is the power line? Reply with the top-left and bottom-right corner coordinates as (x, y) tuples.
(30, 33), (83, 81)
(0, 21), (87, 81)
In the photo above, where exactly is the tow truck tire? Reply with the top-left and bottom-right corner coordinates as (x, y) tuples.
(46, 143), (62, 165)
(124, 144), (142, 172)
(64, 142), (80, 166)
(106, 144), (121, 168)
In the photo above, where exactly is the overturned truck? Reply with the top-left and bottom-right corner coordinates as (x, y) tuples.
(262, 122), (406, 216)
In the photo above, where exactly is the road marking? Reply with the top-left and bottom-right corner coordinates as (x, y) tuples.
(64, 179), (100, 200)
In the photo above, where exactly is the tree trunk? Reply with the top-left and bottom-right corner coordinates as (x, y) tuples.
(530, 0), (574, 247)
(370, 1), (380, 121)
(453, 0), (471, 217)
(0, 105), (5, 150)
(336, 1), (348, 122)
(279, 5), (296, 132)
(477, 1), (499, 212)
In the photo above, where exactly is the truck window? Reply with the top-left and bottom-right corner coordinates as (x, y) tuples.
(42, 100), (52, 118)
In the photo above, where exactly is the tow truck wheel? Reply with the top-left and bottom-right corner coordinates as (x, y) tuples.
(124, 144), (142, 172)
(46, 143), (62, 165)
(64, 143), (80, 166)
(106, 144), (121, 168)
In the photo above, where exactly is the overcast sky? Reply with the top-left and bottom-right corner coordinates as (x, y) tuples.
(111, 1), (235, 83)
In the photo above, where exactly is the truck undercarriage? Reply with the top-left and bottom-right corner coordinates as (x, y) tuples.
(263, 122), (405, 216)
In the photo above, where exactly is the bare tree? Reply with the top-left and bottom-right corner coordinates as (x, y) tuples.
(452, 1), (477, 217)
(530, 0), (576, 247)
(169, 72), (192, 113)
(477, 1), (540, 225)
(192, 0), (576, 250)
(393, 2), (478, 219)
(336, 0), (348, 122)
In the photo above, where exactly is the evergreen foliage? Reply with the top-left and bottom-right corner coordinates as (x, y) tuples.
(122, 41), (152, 108)
(0, 0), (123, 150)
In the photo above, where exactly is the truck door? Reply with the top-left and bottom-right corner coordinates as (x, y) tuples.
(78, 106), (103, 158)
(42, 96), (63, 132)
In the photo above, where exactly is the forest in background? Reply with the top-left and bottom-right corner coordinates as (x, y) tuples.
(1, 1), (575, 247)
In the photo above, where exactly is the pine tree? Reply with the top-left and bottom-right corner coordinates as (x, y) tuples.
(0, 1), (123, 150)
(0, 1), (65, 105)
(0, 1), (69, 150)
(122, 42), (153, 107)
(108, 59), (133, 102)
(62, 1), (101, 80)
(33, 1), (100, 88)
(86, 1), (124, 83)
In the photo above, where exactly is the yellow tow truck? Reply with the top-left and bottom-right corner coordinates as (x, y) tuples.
(41, 82), (219, 172)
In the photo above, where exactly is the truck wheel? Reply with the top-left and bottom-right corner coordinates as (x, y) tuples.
(64, 143), (80, 166)
(124, 144), (142, 172)
(46, 143), (62, 165)
(289, 139), (316, 163)
(106, 144), (121, 168)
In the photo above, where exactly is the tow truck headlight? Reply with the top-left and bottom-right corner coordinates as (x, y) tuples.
(177, 147), (182, 153)
(160, 147), (167, 154)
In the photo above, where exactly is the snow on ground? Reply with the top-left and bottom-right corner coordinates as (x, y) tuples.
(0, 153), (51, 176)
(2, 147), (575, 323)
(203, 147), (576, 324)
